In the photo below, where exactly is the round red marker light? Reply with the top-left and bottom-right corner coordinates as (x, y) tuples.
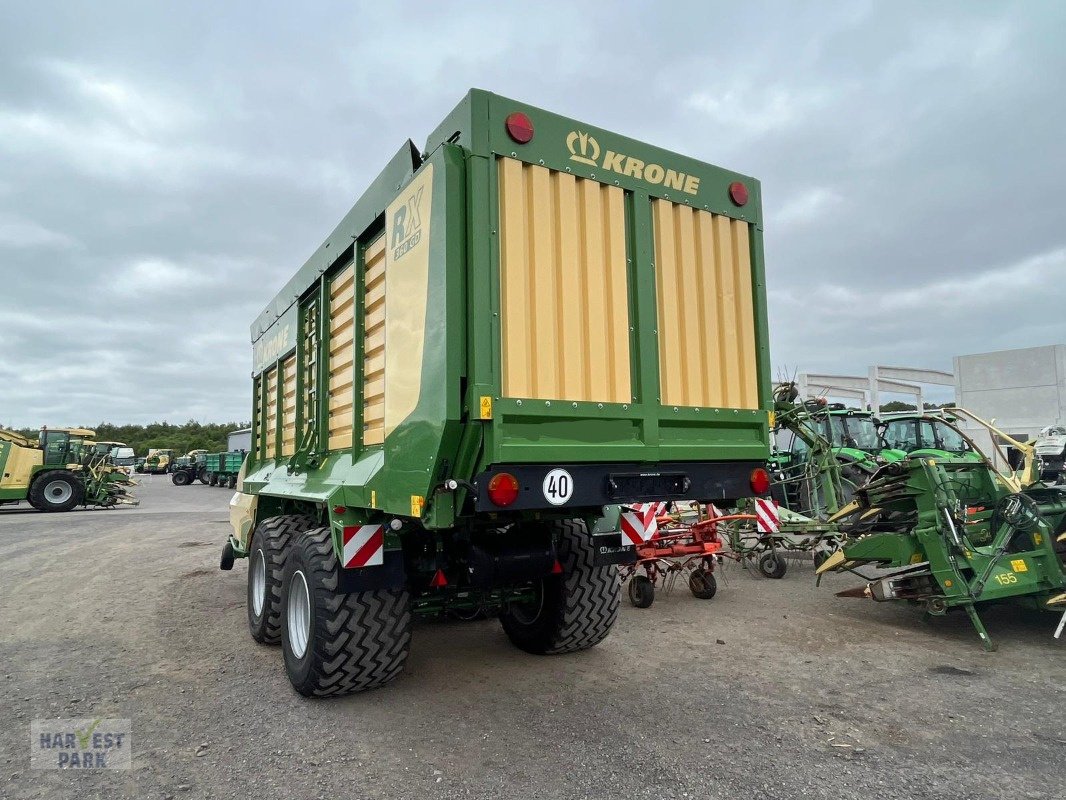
(750, 467), (771, 495)
(487, 472), (520, 507)
(729, 181), (749, 206)
(504, 112), (534, 144)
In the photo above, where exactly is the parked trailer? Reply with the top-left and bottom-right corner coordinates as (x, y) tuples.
(221, 90), (773, 697)
(199, 451), (244, 489)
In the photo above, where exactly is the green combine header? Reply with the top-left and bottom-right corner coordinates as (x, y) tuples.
(221, 90), (773, 696)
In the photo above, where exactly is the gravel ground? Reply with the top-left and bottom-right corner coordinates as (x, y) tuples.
(2, 477), (1065, 799)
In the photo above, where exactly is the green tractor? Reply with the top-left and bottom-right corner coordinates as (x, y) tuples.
(877, 412), (984, 463)
(0, 427), (137, 512)
(170, 450), (211, 486)
(771, 399), (880, 514)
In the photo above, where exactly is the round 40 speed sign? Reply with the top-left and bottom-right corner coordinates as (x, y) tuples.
(542, 468), (574, 506)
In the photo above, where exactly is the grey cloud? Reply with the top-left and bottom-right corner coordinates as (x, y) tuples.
(1, 1), (1064, 426)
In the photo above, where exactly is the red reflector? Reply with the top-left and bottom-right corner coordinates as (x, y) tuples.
(551, 559), (563, 575)
(728, 181), (748, 206)
(750, 468), (771, 495)
(487, 473), (520, 507)
(332, 506), (346, 514)
(504, 111), (534, 144)
(430, 569), (448, 588)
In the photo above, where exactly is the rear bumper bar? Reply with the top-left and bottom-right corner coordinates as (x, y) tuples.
(472, 460), (766, 513)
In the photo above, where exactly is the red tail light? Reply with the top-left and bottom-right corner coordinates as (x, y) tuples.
(487, 472), (520, 507)
(728, 181), (748, 206)
(504, 112), (534, 144)
(750, 468), (771, 495)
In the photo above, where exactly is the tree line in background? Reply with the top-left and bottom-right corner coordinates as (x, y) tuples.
(11, 421), (250, 456)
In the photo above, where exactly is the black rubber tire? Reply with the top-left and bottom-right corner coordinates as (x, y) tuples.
(688, 570), (718, 599)
(197, 467), (209, 485)
(227, 475), (237, 490)
(281, 527), (411, 697)
(209, 473), (218, 486)
(27, 470), (84, 513)
(171, 470), (191, 486)
(627, 575), (655, 608)
(758, 551), (787, 579)
(247, 514), (317, 644)
(838, 463), (869, 506)
(500, 519), (620, 653)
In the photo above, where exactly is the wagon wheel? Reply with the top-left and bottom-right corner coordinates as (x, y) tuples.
(758, 551), (787, 579)
(688, 569), (718, 599)
(628, 575), (654, 608)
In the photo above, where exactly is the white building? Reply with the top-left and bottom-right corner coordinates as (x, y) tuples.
(227, 427), (253, 453)
(953, 344), (1066, 441)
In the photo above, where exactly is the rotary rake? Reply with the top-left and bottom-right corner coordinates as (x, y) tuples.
(619, 502), (754, 608)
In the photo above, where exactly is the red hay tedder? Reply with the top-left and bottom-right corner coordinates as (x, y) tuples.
(619, 502), (756, 608)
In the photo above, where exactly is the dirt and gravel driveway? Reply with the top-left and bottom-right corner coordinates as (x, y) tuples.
(2, 477), (1064, 799)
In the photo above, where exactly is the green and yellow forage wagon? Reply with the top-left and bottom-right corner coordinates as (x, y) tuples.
(221, 90), (774, 696)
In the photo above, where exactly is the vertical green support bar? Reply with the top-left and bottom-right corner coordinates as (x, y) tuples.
(467, 92), (497, 459)
(257, 375), (268, 462)
(249, 376), (260, 462)
(748, 212), (772, 410)
(316, 279), (330, 456)
(293, 300), (306, 460)
(630, 191), (660, 458)
(352, 241), (366, 456)
(273, 357), (285, 460)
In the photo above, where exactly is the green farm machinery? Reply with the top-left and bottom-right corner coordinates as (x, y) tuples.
(878, 411), (985, 464)
(719, 384), (852, 578)
(220, 90), (774, 696)
(0, 427), (137, 512)
(201, 451), (244, 489)
(818, 454), (1066, 649)
(170, 450), (210, 486)
(138, 448), (175, 474)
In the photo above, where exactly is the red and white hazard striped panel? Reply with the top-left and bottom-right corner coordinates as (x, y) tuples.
(342, 524), (384, 568)
(620, 502), (668, 546)
(754, 498), (779, 534)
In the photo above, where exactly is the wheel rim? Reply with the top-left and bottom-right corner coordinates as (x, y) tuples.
(287, 569), (311, 658)
(43, 480), (73, 504)
(250, 550), (266, 617)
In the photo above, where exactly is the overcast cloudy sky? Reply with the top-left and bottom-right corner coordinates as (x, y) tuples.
(1, 1), (1063, 427)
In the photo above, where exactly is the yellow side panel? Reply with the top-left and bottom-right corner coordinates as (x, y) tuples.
(384, 163), (435, 439)
(498, 158), (631, 403)
(327, 262), (355, 451)
(264, 366), (279, 459)
(0, 443), (43, 490)
(362, 235), (387, 445)
(280, 354), (297, 456)
(652, 200), (758, 409)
